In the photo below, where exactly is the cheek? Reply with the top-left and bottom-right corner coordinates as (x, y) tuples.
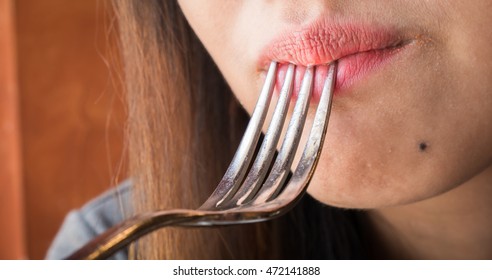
(177, 0), (246, 76)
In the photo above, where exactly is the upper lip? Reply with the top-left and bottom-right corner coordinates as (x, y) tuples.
(258, 18), (407, 68)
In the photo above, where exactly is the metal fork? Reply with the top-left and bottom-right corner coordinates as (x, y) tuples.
(67, 61), (337, 260)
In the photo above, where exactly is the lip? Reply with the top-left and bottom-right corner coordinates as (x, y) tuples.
(258, 19), (412, 100)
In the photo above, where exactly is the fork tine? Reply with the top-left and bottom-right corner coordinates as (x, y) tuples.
(250, 65), (315, 204)
(198, 61), (278, 210)
(275, 62), (337, 202)
(219, 64), (295, 208)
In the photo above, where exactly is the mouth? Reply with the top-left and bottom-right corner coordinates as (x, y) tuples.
(258, 19), (414, 100)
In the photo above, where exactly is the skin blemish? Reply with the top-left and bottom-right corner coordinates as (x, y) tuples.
(419, 142), (428, 152)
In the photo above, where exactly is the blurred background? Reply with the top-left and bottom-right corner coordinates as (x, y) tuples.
(0, 0), (126, 259)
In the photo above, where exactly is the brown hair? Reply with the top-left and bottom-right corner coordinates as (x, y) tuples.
(113, 0), (365, 259)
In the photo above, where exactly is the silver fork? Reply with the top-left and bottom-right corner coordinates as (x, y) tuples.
(67, 61), (337, 260)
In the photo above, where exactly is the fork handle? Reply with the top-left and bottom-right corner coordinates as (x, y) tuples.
(65, 209), (209, 260)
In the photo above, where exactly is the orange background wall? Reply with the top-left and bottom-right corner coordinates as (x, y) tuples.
(0, 0), (126, 259)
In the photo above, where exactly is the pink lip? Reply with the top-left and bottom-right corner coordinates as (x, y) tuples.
(258, 19), (411, 100)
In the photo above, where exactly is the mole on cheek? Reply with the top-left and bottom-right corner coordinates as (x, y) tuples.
(419, 142), (428, 152)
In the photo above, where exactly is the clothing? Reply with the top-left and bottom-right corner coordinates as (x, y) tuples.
(45, 180), (132, 260)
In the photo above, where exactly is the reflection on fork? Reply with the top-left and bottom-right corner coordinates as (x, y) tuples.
(67, 61), (337, 260)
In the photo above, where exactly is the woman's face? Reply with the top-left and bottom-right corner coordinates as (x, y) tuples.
(177, 1), (492, 208)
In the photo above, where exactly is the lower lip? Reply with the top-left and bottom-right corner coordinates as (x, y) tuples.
(274, 46), (404, 101)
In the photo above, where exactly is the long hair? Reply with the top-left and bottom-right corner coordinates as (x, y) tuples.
(113, 0), (365, 259)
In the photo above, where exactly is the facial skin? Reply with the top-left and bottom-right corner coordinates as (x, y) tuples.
(178, 1), (492, 258)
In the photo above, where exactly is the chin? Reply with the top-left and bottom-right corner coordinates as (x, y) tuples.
(304, 154), (461, 210)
